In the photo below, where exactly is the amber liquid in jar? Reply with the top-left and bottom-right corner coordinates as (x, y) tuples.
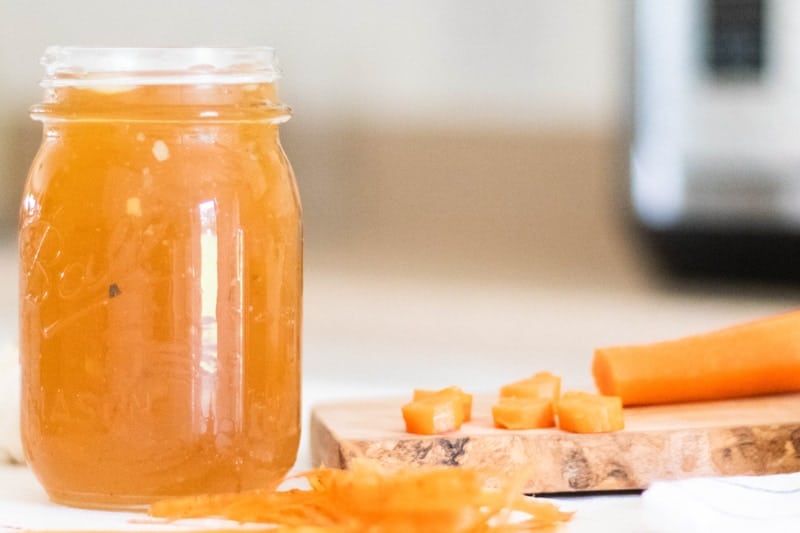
(19, 48), (301, 508)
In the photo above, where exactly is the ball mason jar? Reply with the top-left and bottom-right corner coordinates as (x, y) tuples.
(18, 47), (302, 509)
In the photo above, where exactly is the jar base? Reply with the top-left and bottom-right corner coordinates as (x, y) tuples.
(45, 488), (157, 511)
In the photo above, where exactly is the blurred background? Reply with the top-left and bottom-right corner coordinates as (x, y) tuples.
(2, 0), (800, 462)
(0, 0), (636, 284)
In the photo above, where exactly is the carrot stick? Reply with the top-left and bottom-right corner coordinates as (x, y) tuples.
(592, 309), (800, 405)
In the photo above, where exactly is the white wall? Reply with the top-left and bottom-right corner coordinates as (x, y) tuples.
(0, 0), (628, 227)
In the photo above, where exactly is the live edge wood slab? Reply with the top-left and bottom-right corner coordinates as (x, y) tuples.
(310, 392), (800, 494)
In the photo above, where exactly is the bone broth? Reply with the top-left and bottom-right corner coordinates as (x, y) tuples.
(19, 47), (302, 508)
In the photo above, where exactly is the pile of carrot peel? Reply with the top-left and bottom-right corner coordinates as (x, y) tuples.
(149, 460), (573, 532)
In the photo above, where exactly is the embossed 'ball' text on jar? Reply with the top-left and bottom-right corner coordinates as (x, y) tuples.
(19, 47), (302, 509)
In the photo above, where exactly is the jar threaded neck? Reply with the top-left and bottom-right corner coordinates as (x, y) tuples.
(40, 47), (281, 88)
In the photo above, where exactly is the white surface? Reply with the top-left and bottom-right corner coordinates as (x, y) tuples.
(643, 473), (800, 533)
(0, 354), (21, 464)
(0, 245), (21, 464)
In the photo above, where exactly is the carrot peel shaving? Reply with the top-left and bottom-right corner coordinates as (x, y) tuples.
(149, 460), (573, 532)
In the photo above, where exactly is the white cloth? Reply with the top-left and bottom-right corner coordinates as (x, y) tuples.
(0, 341), (22, 464)
(642, 472), (800, 533)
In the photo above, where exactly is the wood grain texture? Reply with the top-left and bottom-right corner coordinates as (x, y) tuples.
(309, 393), (800, 493)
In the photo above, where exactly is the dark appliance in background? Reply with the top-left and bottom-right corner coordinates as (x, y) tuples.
(631, 0), (800, 282)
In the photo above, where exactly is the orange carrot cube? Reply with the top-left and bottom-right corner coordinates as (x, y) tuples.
(556, 391), (624, 433)
(413, 386), (473, 421)
(492, 397), (555, 429)
(402, 395), (465, 435)
(499, 371), (561, 402)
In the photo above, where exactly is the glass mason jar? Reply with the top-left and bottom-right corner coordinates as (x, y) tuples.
(18, 47), (302, 509)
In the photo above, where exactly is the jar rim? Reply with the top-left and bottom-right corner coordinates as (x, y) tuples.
(40, 46), (282, 87)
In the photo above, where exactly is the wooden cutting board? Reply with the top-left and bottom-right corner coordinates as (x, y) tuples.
(310, 392), (800, 493)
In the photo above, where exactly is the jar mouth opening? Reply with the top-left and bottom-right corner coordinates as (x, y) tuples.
(41, 46), (282, 87)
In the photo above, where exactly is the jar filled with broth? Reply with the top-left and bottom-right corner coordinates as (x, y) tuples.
(19, 47), (302, 509)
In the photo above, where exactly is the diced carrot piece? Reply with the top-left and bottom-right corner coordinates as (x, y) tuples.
(499, 371), (561, 402)
(402, 395), (464, 435)
(556, 391), (624, 433)
(413, 386), (473, 421)
(593, 309), (800, 405)
(492, 397), (555, 429)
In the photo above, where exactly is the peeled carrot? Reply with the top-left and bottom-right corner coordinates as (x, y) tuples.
(499, 372), (561, 403)
(413, 386), (473, 421)
(557, 391), (624, 433)
(492, 397), (555, 429)
(593, 309), (800, 406)
(402, 395), (464, 435)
